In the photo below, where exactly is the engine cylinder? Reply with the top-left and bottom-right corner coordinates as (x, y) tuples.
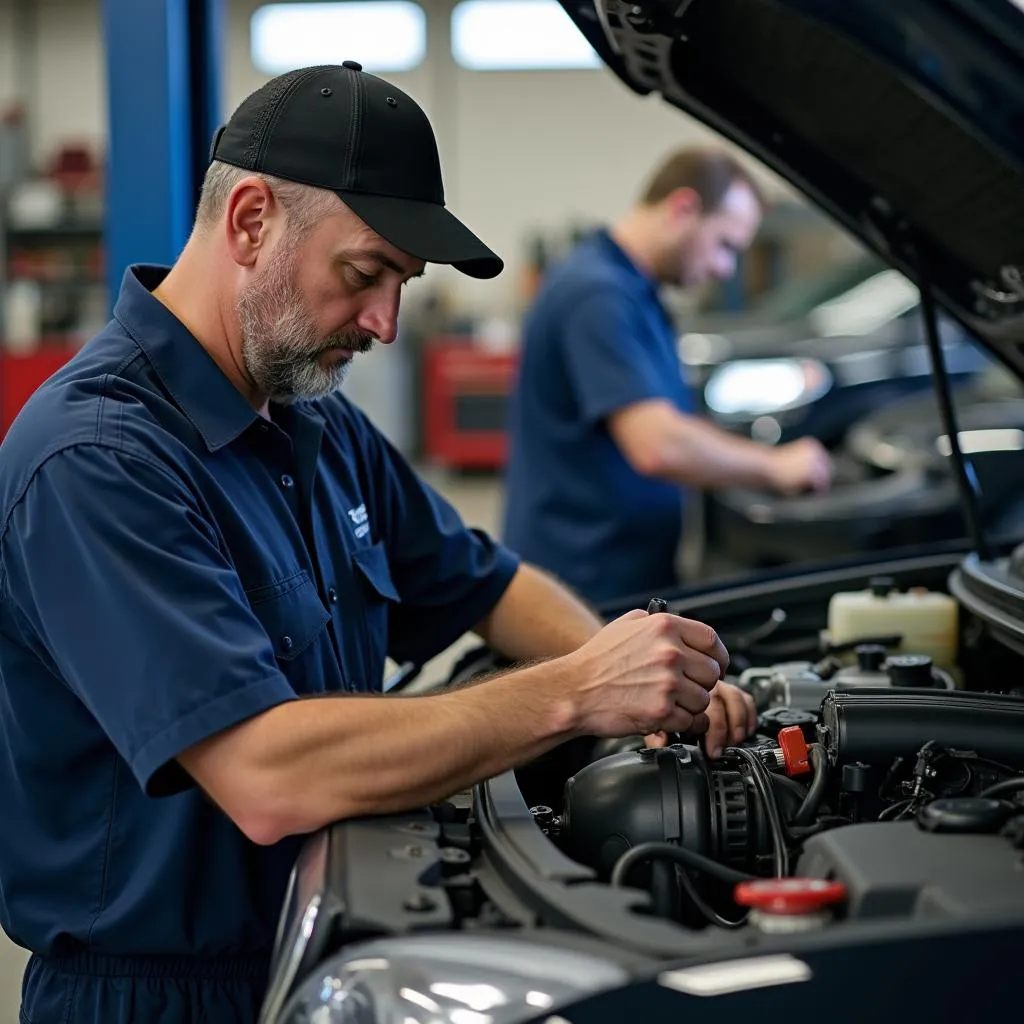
(819, 688), (1024, 765)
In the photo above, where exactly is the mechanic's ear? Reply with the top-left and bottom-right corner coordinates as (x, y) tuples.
(224, 177), (278, 268)
(665, 186), (702, 221)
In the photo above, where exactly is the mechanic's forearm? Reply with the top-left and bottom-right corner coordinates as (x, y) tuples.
(659, 414), (778, 490)
(192, 661), (580, 845)
(475, 563), (603, 662)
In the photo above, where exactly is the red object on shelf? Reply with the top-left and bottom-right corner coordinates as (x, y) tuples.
(777, 725), (812, 776)
(733, 877), (847, 915)
(1, 345), (80, 436)
(422, 339), (519, 470)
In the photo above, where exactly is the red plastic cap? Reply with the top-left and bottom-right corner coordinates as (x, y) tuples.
(734, 877), (847, 914)
(778, 726), (811, 776)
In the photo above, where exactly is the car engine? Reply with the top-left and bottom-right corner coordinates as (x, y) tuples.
(428, 564), (1024, 939)
(546, 649), (1024, 933)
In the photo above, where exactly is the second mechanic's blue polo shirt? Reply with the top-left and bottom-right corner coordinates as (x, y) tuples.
(0, 266), (519, 1023)
(503, 229), (694, 606)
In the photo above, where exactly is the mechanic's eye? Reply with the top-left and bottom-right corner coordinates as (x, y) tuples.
(345, 266), (378, 289)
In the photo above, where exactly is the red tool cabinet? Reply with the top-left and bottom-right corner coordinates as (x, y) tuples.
(1, 345), (79, 436)
(422, 339), (519, 471)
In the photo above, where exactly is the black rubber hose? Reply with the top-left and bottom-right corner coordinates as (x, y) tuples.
(771, 774), (810, 802)
(979, 777), (1024, 800)
(610, 841), (756, 888)
(794, 744), (828, 825)
(676, 867), (749, 929)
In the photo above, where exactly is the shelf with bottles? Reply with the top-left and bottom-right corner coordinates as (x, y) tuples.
(1, 168), (107, 353)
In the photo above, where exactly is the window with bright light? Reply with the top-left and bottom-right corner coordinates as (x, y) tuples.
(451, 0), (601, 70)
(251, 2), (427, 75)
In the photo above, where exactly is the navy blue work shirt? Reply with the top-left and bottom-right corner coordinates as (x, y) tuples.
(503, 229), (693, 606)
(0, 266), (518, 1022)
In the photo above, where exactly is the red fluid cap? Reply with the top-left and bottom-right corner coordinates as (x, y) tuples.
(734, 877), (847, 915)
(778, 725), (811, 776)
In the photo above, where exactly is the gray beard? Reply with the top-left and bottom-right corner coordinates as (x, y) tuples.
(237, 253), (375, 404)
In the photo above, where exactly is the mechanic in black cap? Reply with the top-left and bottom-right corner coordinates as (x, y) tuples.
(0, 65), (754, 1024)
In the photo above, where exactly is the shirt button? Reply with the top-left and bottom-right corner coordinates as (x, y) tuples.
(280, 474), (294, 489)
(327, 587), (338, 604)
(281, 635), (294, 652)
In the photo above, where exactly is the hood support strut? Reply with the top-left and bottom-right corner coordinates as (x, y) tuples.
(912, 239), (992, 562)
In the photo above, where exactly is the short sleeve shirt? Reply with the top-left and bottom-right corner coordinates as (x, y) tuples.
(0, 265), (518, 963)
(503, 229), (693, 605)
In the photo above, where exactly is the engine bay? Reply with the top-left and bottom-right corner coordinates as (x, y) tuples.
(441, 549), (1024, 949)
(551, 686), (1024, 931)
(513, 561), (1024, 939)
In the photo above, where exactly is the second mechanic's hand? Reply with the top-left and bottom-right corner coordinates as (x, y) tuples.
(770, 437), (833, 495)
(563, 608), (729, 739)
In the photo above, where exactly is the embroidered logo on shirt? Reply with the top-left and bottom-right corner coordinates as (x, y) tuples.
(347, 503), (370, 539)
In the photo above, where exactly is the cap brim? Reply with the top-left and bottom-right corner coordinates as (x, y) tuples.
(338, 192), (503, 280)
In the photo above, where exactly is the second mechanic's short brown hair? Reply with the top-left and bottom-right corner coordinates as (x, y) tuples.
(640, 147), (766, 212)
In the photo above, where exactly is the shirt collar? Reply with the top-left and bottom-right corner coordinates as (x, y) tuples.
(113, 265), (263, 451)
(594, 227), (663, 301)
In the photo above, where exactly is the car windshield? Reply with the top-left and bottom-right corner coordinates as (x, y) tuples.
(751, 253), (887, 322)
(808, 268), (922, 337)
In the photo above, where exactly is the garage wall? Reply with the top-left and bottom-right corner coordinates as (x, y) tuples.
(0, 0), (107, 168)
(0, 2), (14, 104)
(0, 0), (791, 315)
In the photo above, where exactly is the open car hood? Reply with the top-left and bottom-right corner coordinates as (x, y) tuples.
(559, 0), (1024, 376)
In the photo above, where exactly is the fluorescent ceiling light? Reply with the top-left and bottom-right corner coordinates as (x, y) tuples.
(251, 2), (426, 75)
(452, 0), (601, 70)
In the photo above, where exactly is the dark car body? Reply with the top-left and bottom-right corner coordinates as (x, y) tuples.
(684, 253), (986, 449)
(260, 3), (1024, 1021)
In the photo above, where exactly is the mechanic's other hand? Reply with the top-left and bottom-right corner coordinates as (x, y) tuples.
(770, 437), (833, 495)
(642, 681), (757, 756)
(703, 681), (758, 758)
(564, 609), (729, 738)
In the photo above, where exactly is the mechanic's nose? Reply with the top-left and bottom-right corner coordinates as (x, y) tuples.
(356, 293), (400, 345)
(715, 251), (737, 281)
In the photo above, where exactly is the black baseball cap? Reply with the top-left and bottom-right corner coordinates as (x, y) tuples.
(210, 62), (503, 280)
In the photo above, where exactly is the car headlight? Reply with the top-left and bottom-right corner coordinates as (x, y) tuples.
(273, 934), (629, 1023)
(704, 357), (833, 418)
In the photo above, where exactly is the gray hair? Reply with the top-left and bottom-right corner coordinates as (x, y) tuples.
(195, 160), (340, 238)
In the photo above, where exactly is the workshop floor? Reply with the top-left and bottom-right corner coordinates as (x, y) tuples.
(0, 466), (506, 1019)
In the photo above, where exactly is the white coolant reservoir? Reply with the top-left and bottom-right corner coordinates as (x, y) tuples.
(826, 576), (959, 670)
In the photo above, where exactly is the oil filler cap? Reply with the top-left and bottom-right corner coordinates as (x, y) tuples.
(917, 798), (1013, 834)
(885, 654), (934, 687)
(759, 706), (817, 741)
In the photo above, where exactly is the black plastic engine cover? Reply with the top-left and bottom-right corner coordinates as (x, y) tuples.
(797, 821), (1024, 919)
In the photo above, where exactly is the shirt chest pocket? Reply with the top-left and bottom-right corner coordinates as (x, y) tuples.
(350, 541), (401, 686)
(246, 571), (330, 663)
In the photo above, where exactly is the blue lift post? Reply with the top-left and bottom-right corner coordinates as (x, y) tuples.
(101, 0), (225, 303)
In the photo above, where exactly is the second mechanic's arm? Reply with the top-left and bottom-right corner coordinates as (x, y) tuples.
(608, 398), (831, 493)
